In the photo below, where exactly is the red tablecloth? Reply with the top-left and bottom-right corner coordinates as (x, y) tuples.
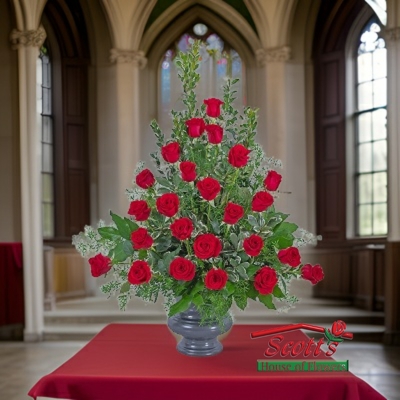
(0, 242), (24, 326)
(29, 323), (385, 400)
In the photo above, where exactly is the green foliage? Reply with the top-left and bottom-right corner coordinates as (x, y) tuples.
(72, 40), (321, 327)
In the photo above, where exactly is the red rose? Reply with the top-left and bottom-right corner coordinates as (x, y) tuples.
(223, 202), (244, 224)
(301, 264), (324, 285)
(170, 217), (194, 240)
(264, 170), (282, 191)
(161, 142), (180, 163)
(254, 266), (278, 295)
(331, 320), (346, 337)
(128, 260), (152, 285)
(186, 118), (205, 138)
(193, 233), (222, 259)
(228, 144), (250, 168)
(205, 268), (228, 290)
(156, 193), (179, 217)
(205, 124), (223, 144)
(88, 254), (112, 277)
(131, 227), (153, 250)
(278, 247), (301, 267)
(204, 98), (224, 117)
(127, 200), (151, 221)
(169, 257), (196, 281)
(180, 161), (197, 182)
(251, 191), (274, 212)
(135, 169), (155, 189)
(243, 234), (264, 257)
(196, 177), (221, 201)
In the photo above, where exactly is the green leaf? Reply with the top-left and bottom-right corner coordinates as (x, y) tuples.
(190, 280), (205, 295)
(273, 285), (285, 299)
(138, 249), (147, 260)
(157, 259), (166, 273)
(156, 177), (174, 189)
(236, 264), (248, 279)
(110, 211), (131, 240)
(155, 237), (171, 252)
(230, 233), (239, 249)
(98, 227), (120, 240)
(247, 265), (259, 278)
(120, 281), (131, 293)
(169, 295), (192, 316)
(211, 220), (221, 234)
(124, 218), (138, 233)
(122, 240), (134, 256)
(112, 241), (129, 263)
(234, 293), (248, 310)
(258, 294), (276, 309)
(225, 281), (235, 295)
(248, 215), (258, 227)
(274, 222), (298, 235)
(238, 262), (249, 270)
(192, 293), (204, 307)
(247, 285), (258, 300)
(237, 251), (250, 262)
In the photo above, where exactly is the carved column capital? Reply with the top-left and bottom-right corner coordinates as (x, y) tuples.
(110, 48), (147, 68)
(10, 26), (46, 49)
(384, 27), (400, 42)
(256, 46), (291, 67)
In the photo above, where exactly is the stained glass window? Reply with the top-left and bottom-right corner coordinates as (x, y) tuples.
(355, 19), (387, 236)
(37, 45), (55, 238)
(159, 25), (245, 132)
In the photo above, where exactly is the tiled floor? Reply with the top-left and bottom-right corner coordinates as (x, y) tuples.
(0, 340), (399, 400)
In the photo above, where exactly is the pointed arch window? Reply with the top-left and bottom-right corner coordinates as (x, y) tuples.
(159, 23), (245, 131)
(354, 18), (387, 236)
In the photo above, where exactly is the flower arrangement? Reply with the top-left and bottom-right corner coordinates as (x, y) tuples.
(73, 41), (324, 326)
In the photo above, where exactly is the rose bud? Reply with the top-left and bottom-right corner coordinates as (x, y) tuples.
(204, 98), (224, 118)
(193, 233), (222, 259)
(170, 217), (194, 240)
(205, 124), (223, 144)
(169, 257), (196, 281)
(131, 227), (153, 250)
(205, 268), (228, 290)
(254, 266), (278, 295)
(128, 260), (152, 285)
(278, 247), (301, 267)
(186, 118), (205, 138)
(243, 234), (264, 257)
(127, 200), (151, 221)
(251, 191), (274, 212)
(180, 161), (197, 182)
(88, 254), (112, 277)
(264, 170), (282, 191)
(301, 264), (324, 285)
(161, 142), (180, 163)
(156, 193), (179, 217)
(135, 168), (155, 189)
(223, 202), (244, 225)
(196, 177), (221, 201)
(228, 144), (250, 168)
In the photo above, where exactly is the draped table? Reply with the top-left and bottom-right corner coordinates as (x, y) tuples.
(0, 242), (24, 328)
(29, 323), (385, 400)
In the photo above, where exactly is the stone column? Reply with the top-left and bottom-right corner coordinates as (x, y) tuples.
(10, 26), (46, 341)
(384, 23), (400, 345)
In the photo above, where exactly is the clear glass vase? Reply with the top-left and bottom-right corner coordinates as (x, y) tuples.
(167, 303), (233, 357)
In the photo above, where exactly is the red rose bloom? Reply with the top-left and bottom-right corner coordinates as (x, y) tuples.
(128, 260), (152, 285)
(156, 193), (179, 217)
(243, 234), (264, 257)
(228, 144), (250, 168)
(251, 191), (274, 212)
(193, 234), (222, 259)
(205, 268), (228, 290)
(88, 254), (112, 277)
(204, 98), (224, 118)
(301, 264), (324, 285)
(254, 266), (278, 295)
(180, 161), (197, 182)
(278, 247), (301, 267)
(161, 142), (180, 163)
(205, 124), (223, 144)
(170, 217), (194, 240)
(264, 170), (282, 191)
(135, 169), (155, 189)
(131, 227), (153, 250)
(196, 177), (221, 201)
(186, 118), (205, 138)
(169, 257), (196, 281)
(223, 202), (244, 224)
(127, 200), (151, 221)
